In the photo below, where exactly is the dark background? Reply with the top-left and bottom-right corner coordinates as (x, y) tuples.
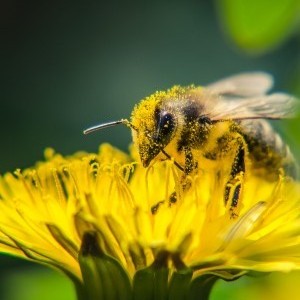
(1, 0), (299, 173)
(1, 1), (299, 299)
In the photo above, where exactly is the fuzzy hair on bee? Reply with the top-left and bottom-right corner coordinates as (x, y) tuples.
(129, 73), (298, 179)
(84, 72), (298, 180)
(84, 72), (299, 216)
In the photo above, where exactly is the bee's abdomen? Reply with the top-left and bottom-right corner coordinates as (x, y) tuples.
(239, 119), (298, 179)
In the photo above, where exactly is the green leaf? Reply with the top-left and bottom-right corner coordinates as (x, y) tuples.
(216, 0), (300, 54)
(1, 267), (75, 300)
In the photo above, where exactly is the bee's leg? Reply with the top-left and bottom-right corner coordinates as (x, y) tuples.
(183, 146), (198, 175)
(151, 147), (196, 214)
(168, 147), (197, 205)
(161, 149), (184, 172)
(224, 138), (246, 218)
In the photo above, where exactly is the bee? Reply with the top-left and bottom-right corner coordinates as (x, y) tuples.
(84, 72), (298, 216)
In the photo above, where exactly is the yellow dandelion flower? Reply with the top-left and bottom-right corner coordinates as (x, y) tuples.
(0, 143), (299, 300)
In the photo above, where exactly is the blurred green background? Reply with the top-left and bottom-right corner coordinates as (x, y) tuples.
(1, 0), (300, 299)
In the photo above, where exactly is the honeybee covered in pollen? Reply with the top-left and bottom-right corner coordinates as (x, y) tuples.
(84, 72), (299, 216)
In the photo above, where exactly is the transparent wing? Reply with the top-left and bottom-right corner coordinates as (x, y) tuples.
(207, 72), (273, 97)
(206, 93), (298, 121)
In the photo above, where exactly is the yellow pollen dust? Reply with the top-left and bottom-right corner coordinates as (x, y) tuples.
(0, 144), (299, 283)
(130, 85), (195, 129)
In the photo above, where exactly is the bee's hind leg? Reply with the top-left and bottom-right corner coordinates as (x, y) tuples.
(224, 137), (246, 219)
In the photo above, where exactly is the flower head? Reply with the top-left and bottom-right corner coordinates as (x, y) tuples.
(0, 143), (299, 299)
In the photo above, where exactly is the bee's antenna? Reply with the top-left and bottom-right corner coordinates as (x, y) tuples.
(83, 119), (137, 135)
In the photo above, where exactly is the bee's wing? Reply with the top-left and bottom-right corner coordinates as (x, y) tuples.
(207, 72), (273, 97)
(207, 93), (298, 121)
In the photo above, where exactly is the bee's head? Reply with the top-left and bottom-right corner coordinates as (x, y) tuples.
(84, 85), (193, 168)
(131, 94), (179, 167)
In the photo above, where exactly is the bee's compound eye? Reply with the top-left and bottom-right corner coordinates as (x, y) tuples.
(154, 110), (175, 144)
(161, 113), (174, 127)
(158, 112), (175, 134)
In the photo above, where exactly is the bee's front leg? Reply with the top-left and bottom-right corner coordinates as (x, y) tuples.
(224, 137), (246, 218)
(183, 146), (198, 175)
(151, 147), (196, 214)
(168, 147), (197, 205)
